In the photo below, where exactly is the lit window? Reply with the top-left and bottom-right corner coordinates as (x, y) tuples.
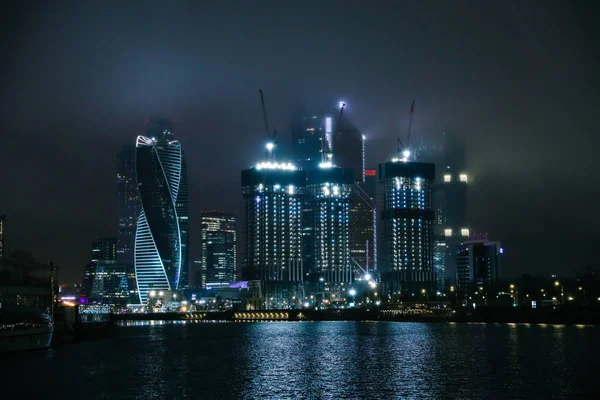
(444, 174), (451, 182)
(461, 228), (469, 237)
(459, 174), (468, 182)
(444, 229), (452, 237)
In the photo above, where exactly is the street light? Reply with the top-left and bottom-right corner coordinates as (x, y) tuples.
(554, 281), (564, 304)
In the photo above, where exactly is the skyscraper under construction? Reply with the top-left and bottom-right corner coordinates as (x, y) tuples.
(378, 158), (436, 298)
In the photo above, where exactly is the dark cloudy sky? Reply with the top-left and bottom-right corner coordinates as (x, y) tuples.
(0, 0), (598, 283)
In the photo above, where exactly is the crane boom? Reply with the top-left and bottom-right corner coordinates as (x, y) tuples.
(406, 100), (415, 148)
(259, 89), (270, 139)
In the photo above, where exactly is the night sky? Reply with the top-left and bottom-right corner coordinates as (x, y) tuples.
(1, 1), (598, 283)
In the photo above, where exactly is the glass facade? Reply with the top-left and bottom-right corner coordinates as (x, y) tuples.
(200, 212), (236, 288)
(349, 183), (375, 275)
(82, 238), (128, 305)
(440, 168), (468, 287)
(134, 120), (188, 304)
(456, 240), (501, 292)
(117, 145), (141, 303)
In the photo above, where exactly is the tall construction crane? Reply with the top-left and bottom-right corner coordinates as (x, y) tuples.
(396, 100), (415, 161)
(259, 89), (277, 160)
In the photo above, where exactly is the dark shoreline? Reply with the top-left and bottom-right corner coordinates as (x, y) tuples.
(113, 307), (600, 326)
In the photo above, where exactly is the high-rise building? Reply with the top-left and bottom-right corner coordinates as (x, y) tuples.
(291, 114), (324, 171)
(242, 157), (306, 309)
(291, 112), (364, 183)
(349, 184), (375, 275)
(117, 145), (140, 303)
(456, 240), (501, 292)
(91, 238), (117, 262)
(306, 167), (354, 295)
(333, 118), (364, 182)
(134, 118), (189, 304)
(117, 146), (139, 265)
(200, 211), (236, 288)
(0, 215), (5, 259)
(440, 167), (469, 286)
(378, 160), (436, 297)
(82, 238), (128, 305)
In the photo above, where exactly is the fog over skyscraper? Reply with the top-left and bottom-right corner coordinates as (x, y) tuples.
(134, 118), (189, 304)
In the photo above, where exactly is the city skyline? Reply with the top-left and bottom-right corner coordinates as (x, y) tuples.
(0, 1), (598, 282)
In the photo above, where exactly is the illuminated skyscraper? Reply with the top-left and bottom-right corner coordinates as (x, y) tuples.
(200, 211), (236, 288)
(82, 238), (128, 305)
(0, 215), (5, 259)
(117, 146), (140, 303)
(242, 159), (305, 308)
(117, 146), (139, 266)
(306, 167), (354, 295)
(378, 160), (436, 297)
(134, 118), (189, 304)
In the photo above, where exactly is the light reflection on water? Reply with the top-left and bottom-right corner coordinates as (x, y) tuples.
(2, 322), (599, 399)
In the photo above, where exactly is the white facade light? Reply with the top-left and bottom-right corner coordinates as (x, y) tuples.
(444, 174), (451, 182)
(255, 162), (297, 171)
(459, 174), (468, 182)
(444, 229), (453, 237)
(461, 228), (470, 237)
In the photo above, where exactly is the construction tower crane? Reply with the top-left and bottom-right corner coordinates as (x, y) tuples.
(259, 89), (277, 160)
(396, 100), (415, 161)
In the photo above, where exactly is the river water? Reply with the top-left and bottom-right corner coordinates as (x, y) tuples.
(2, 321), (598, 399)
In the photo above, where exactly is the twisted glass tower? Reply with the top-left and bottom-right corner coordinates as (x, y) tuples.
(134, 119), (188, 304)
